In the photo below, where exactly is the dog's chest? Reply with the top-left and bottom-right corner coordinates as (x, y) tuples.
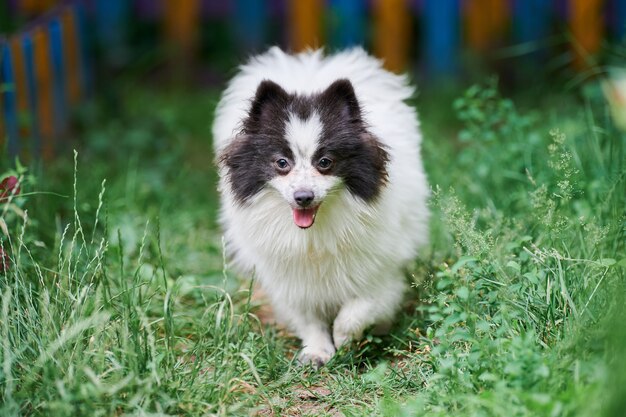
(256, 231), (380, 301)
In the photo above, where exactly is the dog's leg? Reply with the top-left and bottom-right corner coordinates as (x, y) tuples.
(276, 304), (335, 367)
(296, 319), (336, 368)
(332, 281), (404, 349)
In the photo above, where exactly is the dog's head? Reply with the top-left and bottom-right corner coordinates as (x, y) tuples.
(220, 79), (389, 229)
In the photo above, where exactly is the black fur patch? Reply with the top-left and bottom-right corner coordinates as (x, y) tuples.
(220, 78), (389, 204)
(313, 79), (389, 202)
(220, 81), (294, 203)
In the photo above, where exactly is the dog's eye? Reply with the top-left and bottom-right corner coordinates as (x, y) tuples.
(317, 157), (333, 171)
(275, 158), (291, 172)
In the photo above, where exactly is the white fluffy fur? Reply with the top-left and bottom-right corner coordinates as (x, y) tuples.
(213, 47), (430, 365)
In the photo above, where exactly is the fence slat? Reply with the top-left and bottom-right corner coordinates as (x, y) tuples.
(61, 6), (82, 105)
(424, 0), (460, 75)
(164, 0), (201, 61)
(75, 2), (93, 97)
(49, 17), (68, 141)
(234, 0), (267, 52)
(1, 41), (20, 158)
(513, 0), (551, 49)
(329, 0), (366, 49)
(32, 27), (55, 160)
(466, 0), (509, 51)
(373, 0), (411, 73)
(95, 0), (130, 67)
(9, 36), (32, 159)
(570, 0), (604, 70)
(288, 0), (323, 51)
(22, 34), (40, 158)
(613, 0), (626, 39)
(9, 39), (27, 118)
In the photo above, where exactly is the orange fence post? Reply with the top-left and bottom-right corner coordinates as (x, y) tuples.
(1, 40), (18, 156)
(164, 0), (201, 62)
(61, 6), (81, 105)
(9, 37), (30, 141)
(570, 0), (605, 70)
(288, 0), (324, 52)
(465, 0), (509, 51)
(32, 27), (55, 160)
(373, 0), (411, 73)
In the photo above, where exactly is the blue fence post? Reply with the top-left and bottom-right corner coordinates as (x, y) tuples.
(22, 33), (41, 159)
(424, 0), (460, 76)
(329, 0), (366, 48)
(1, 40), (20, 159)
(48, 17), (67, 143)
(94, 0), (129, 68)
(234, 0), (267, 52)
(75, 2), (93, 97)
(513, 0), (551, 51)
(612, 0), (626, 39)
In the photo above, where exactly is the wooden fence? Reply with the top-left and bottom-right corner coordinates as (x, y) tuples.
(1, 0), (624, 162)
(1, 2), (90, 161)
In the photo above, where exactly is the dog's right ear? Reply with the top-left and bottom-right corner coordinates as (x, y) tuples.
(247, 80), (290, 126)
(319, 79), (362, 123)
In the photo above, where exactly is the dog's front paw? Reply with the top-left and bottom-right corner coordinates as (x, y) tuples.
(333, 317), (364, 349)
(297, 345), (335, 369)
(332, 329), (357, 349)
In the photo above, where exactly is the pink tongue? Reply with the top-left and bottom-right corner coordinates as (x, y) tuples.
(293, 207), (318, 228)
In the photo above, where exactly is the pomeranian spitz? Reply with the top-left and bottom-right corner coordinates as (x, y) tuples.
(213, 47), (429, 367)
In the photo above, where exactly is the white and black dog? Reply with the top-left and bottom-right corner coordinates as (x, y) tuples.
(213, 47), (429, 367)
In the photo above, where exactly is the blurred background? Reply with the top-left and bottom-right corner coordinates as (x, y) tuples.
(1, 0), (625, 162)
(1, 3), (625, 416)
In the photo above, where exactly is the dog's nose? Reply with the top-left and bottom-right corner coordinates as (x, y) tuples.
(294, 190), (315, 207)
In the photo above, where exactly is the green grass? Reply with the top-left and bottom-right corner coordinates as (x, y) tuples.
(0, 79), (624, 416)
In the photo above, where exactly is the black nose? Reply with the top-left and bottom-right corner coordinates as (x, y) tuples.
(294, 190), (315, 207)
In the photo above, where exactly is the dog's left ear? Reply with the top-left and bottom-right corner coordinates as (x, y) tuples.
(243, 80), (290, 135)
(319, 79), (362, 122)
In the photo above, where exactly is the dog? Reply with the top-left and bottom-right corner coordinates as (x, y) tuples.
(213, 47), (429, 367)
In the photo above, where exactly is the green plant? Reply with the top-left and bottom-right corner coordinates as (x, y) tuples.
(0, 81), (623, 416)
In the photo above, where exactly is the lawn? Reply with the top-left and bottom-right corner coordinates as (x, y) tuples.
(0, 78), (624, 416)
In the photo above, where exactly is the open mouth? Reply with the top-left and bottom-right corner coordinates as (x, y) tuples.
(292, 205), (320, 229)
